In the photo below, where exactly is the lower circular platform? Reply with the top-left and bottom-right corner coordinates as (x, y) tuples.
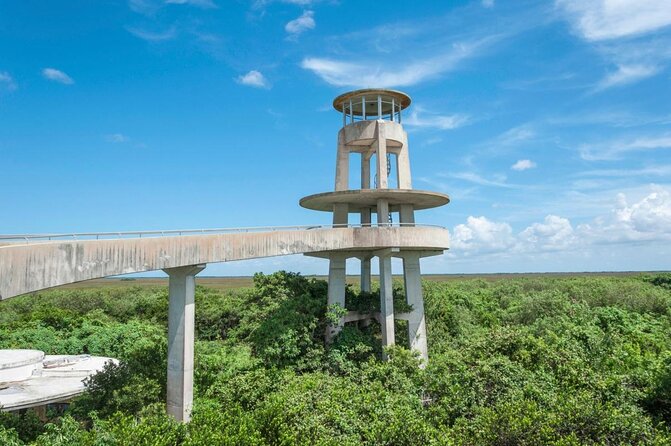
(299, 189), (450, 212)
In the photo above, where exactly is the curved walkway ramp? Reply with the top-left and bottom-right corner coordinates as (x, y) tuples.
(0, 224), (448, 300)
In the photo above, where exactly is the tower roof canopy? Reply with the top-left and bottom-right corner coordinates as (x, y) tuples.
(333, 89), (411, 115)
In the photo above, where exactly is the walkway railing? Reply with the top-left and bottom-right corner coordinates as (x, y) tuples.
(0, 223), (445, 243)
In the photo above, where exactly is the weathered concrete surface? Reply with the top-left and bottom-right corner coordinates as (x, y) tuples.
(0, 226), (449, 300)
(165, 265), (204, 422)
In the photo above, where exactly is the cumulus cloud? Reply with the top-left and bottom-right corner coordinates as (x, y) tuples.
(42, 68), (74, 85)
(519, 215), (576, 251)
(452, 216), (516, 254)
(579, 188), (671, 243)
(236, 70), (270, 89)
(285, 10), (315, 37)
(0, 72), (17, 91)
(511, 159), (536, 171)
(556, 0), (671, 41)
(450, 188), (671, 257)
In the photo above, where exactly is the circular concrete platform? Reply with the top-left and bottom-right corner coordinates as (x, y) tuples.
(0, 349), (44, 383)
(299, 189), (450, 212)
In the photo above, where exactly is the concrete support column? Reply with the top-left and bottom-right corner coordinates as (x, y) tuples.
(163, 264), (205, 422)
(379, 254), (395, 357)
(402, 253), (428, 365)
(377, 199), (389, 226)
(335, 135), (349, 191)
(333, 203), (349, 228)
(374, 123), (388, 189)
(361, 152), (371, 189)
(397, 137), (412, 189)
(360, 256), (371, 293)
(399, 204), (415, 227)
(326, 253), (347, 342)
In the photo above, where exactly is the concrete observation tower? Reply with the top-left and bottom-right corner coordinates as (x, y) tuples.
(300, 89), (450, 361)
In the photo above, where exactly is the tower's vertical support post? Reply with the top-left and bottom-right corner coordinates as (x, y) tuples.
(379, 254), (395, 358)
(163, 264), (205, 422)
(326, 253), (347, 342)
(399, 204), (415, 226)
(335, 133), (349, 191)
(361, 151), (371, 189)
(397, 135), (412, 189)
(377, 199), (389, 227)
(374, 123), (388, 189)
(360, 255), (371, 293)
(402, 253), (428, 365)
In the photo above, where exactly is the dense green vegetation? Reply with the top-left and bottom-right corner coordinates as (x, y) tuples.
(1, 272), (670, 445)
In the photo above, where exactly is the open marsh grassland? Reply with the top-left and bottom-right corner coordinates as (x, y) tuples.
(1, 272), (670, 445)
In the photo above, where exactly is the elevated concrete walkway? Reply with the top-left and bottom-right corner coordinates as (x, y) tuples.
(0, 224), (449, 300)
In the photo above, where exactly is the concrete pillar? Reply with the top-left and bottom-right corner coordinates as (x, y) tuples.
(379, 254), (395, 357)
(399, 204), (415, 226)
(333, 203), (349, 228)
(360, 256), (371, 293)
(374, 122), (388, 189)
(163, 264), (205, 422)
(326, 253), (347, 342)
(397, 135), (412, 189)
(335, 133), (349, 191)
(361, 152), (371, 189)
(377, 199), (389, 226)
(402, 253), (428, 365)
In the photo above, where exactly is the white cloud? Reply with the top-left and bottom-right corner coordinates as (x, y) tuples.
(579, 188), (671, 243)
(404, 106), (469, 130)
(519, 215), (576, 251)
(450, 187), (671, 257)
(578, 165), (671, 178)
(448, 172), (516, 188)
(300, 38), (492, 88)
(42, 68), (74, 85)
(579, 134), (671, 160)
(285, 10), (315, 37)
(0, 72), (17, 91)
(511, 159), (536, 171)
(236, 70), (270, 89)
(482, 0), (494, 8)
(452, 216), (516, 254)
(105, 134), (129, 143)
(556, 0), (671, 41)
(126, 26), (177, 41)
(596, 64), (659, 90)
(165, 0), (217, 8)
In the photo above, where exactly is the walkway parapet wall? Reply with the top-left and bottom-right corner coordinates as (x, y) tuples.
(0, 226), (449, 300)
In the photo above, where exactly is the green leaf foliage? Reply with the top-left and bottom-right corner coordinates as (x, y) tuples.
(1, 272), (670, 444)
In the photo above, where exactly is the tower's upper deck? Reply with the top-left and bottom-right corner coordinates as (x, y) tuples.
(333, 89), (411, 126)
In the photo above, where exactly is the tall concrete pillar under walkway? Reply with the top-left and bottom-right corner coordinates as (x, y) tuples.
(326, 253), (347, 342)
(402, 253), (428, 364)
(379, 254), (395, 357)
(163, 264), (205, 422)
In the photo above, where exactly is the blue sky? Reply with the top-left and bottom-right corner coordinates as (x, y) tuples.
(1, 0), (670, 275)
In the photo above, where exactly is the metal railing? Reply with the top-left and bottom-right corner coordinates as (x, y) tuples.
(0, 223), (445, 243)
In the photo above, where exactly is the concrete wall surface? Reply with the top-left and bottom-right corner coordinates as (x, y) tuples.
(0, 226), (449, 300)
